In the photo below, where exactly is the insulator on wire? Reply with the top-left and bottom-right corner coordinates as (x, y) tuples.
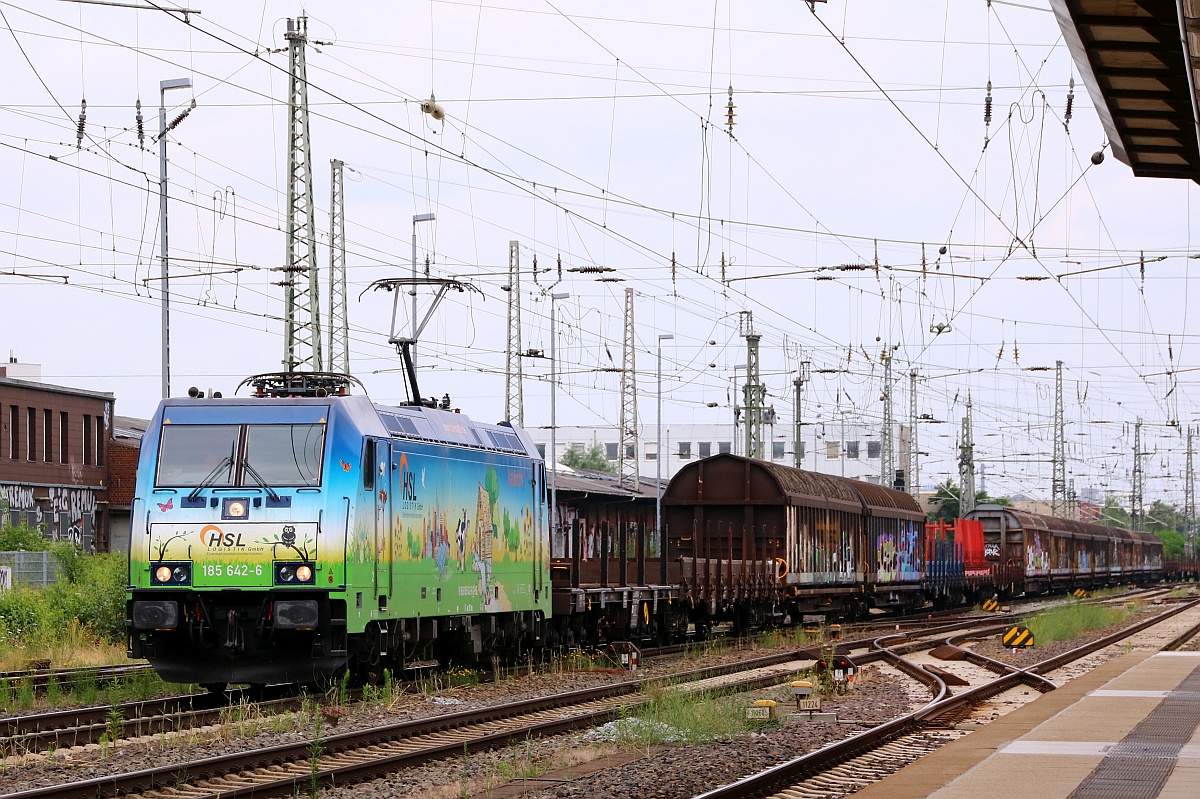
(983, 81), (993, 126)
(1064, 77), (1075, 131)
(76, 98), (87, 148)
(135, 99), (145, 149)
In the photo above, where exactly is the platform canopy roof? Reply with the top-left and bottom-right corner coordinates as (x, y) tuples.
(1052, 0), (1200, 182)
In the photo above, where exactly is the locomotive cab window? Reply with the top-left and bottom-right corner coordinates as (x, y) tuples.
(157, 425), (239, 487)
(244, 424), (324, 486)
(363, 439), (375, 490)
(156, 423), (325, 488)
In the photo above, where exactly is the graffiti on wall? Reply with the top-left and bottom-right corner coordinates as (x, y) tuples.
(1, 483), (101, 548)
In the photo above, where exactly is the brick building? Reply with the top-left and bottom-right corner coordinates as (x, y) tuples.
(0, 375), (115, 551)
(107, 416), (147, 553)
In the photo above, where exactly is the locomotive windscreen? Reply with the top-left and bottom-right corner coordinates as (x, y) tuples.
(156, 423), (325, 487)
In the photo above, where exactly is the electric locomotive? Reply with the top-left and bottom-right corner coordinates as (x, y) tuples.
(127, 373), (551, 687)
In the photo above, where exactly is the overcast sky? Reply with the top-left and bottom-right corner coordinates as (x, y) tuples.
(1, 1), (1197, 506)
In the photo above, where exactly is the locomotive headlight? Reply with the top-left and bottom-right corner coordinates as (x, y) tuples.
(150, 561), (192, 586)
(274, 562), (316, 585)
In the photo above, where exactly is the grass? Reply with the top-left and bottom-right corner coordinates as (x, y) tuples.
(1026, 600), (1135, 645)
(617, 684), (754, 748)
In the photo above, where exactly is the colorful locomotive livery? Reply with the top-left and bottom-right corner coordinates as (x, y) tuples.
(127, 377), (550, 686)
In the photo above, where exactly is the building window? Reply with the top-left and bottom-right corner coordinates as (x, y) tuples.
(772, 441), (785, 460)
(625, 444), (635, 459)
(717, 441), (731, 454)
(605, 442), (618, 460)
(96, 415), (105, 466)
(645, 444), (657, 461)
(27, 407), (36, 461)
(698, 441), (711, 458)
(678, 442), (692, 459)
(59, 411), (69, 463)
(83, 414), (93, 465)
(867, 440), (881, 459)
(826, 441), (839, 459)
(9, 405), (18, 459)
(846, 440), (860, 459)
(43, 409), (52, 462)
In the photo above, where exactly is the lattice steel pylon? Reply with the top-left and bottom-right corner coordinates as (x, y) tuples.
(909, 370), (920, 498)
(880, 349), (894, 486)
(504, 241), (523, 425)
(1131, 418), (1144, 531)
(741, 311), (766, 460)
(327, 159), (348, 375)
(959, 395), (976, 515)
(1051, 359), (1066, 517)
(793, 358), (810, 469)
(282, 15), (323, 372)
(618, 287), (640, 491)
(1187, 427), (1196, 559)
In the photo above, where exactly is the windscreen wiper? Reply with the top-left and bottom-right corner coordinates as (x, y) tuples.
(242, 459), (283, 502)
(187, 453), (234, 502)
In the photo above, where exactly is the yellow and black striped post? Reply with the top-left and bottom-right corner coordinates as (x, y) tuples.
(1002, 625), (1035, 647)
(982, 598), (1002, 612)
(1073, 588), (1090, 599)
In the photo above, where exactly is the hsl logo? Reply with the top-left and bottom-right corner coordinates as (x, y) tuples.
(398, 453), (418, 503)
(202, 524), (246, 548)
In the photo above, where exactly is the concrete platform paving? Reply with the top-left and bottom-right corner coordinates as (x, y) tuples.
(853, 650), (1200, 799)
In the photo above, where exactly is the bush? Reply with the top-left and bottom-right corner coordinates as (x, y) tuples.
(0, 524), (49, 552)
(0, 547), (127, 652)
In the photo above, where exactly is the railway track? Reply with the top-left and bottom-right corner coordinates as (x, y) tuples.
(0, 646), (832, 799)
(690, 597), (1200, 799)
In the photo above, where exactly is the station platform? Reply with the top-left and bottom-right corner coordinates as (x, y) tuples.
(854, 649), (1200, 799)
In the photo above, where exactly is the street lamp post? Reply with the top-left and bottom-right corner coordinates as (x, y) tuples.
(657, 334), (674, 557)
(411, 213), (436, 363)
(159, 76), (192, 399)
(549, 292), (569, 548)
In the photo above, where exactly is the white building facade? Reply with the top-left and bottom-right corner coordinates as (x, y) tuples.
(529, 420), (912, 486)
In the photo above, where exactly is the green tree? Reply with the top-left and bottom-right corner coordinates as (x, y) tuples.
(1096, 497), (1131, 528)
(926, 480), (1010, 522)
(559, 443), (614, 472)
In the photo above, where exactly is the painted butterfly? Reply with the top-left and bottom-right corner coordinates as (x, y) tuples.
(340, 459), (352, 472)
(157, 498), (173, 512)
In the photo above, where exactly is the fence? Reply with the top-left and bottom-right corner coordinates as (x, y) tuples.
(0, 551), (60, 589)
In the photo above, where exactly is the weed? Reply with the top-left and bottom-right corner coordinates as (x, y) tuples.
(308, 711), (326, 799)
(1027, 602), (1132, 645)
(15, 677), (34, 710)
(44, 675), (61, 706)
(105, 704), (124, 743)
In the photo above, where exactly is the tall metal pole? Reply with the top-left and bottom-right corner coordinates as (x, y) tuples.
(657, 334), (673, 544)
(1052, 359), (1066, 516)
(880, 348), (894, 485)
(549, 292), (569, 544)
(282, 16), (323, 372)
(618, 287), (640, 490)
(505, 241), (524, 425)
(1187, 426), (1196, 560)
(158, 77), (192, 399)
(794, 360), (810, 468)
(909, 370), (919, 498)
(328, 159), (349, 374)
(1132, 418), (1144, 531)
(959, 395), (976, 514)
(740, 311), (764, 459)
